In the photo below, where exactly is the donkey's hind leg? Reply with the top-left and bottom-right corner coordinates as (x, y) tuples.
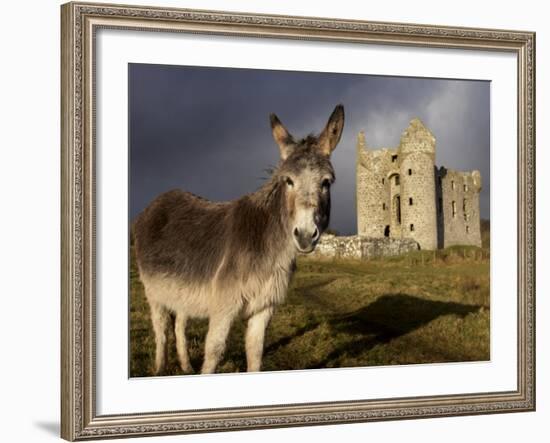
(149, 301), (169, 375)
(175, 312), (193, 374)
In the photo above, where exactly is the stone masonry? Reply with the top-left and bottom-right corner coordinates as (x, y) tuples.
(356, 118), (482, 250)
(312, 234), (419, 260)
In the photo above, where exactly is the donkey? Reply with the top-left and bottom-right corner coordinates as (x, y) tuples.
(133, 104), (345, 375)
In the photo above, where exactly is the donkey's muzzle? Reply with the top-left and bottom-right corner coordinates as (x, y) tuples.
(293, 226), (320, 253)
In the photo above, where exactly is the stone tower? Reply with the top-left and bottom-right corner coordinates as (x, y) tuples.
(356, 118), (482, 250)
(398, 118), (438, 250)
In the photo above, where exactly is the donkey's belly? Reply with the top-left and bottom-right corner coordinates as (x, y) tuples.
(140, 273), (219, 318)
(140, 267), (292, 319)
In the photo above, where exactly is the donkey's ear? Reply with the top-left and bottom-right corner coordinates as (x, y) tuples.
(270, 113), (295, 160)
(318, 104), (345, 156)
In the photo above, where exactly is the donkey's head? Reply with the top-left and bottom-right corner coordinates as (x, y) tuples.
(270, 105), (345, 253)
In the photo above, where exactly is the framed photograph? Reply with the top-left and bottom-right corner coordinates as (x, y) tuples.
(61, 1), (536, 440)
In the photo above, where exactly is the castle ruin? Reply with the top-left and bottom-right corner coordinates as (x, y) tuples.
(356, 118), (482, 250)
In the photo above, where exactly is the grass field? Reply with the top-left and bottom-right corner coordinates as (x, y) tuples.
(129, 245), (490, 377)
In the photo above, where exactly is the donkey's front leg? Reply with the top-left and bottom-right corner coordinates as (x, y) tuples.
(201, 313), (235, 374)
(245, 307), (274, 372)
(149, 301), (170, 375)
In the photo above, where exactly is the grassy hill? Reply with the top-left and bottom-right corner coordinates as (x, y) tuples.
(130, 247), (490, 377)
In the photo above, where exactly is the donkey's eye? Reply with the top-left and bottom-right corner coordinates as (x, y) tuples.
(285, 177), (294, 187)
(322, 179), (331, 189)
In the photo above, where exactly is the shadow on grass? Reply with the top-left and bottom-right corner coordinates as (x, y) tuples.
(265, 322), (321, 355)
(306, 293), (480, 368)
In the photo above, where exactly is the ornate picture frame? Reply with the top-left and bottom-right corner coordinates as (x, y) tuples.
(61, 1), (535, 440)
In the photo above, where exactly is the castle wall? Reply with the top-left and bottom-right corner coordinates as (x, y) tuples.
(356, 136), (396, 237)
(435, 167), (445, 248)
(438, 169), (482, 247)
(388, 169), (402, 238)
(355, 148), (370, 235)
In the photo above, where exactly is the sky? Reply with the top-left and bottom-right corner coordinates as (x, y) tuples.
(129, 63), (490, 235)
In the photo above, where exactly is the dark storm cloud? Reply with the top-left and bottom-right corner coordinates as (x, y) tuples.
(130, 64), (490, 235)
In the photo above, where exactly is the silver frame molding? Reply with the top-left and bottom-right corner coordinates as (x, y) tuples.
(61, 2), (536, 440)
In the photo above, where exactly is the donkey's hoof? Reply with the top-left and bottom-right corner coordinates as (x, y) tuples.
(180, 364), (194, 374)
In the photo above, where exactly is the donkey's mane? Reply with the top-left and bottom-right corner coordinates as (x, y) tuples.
(250, 165), (286, 208)
(299, 134), (318, 146)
